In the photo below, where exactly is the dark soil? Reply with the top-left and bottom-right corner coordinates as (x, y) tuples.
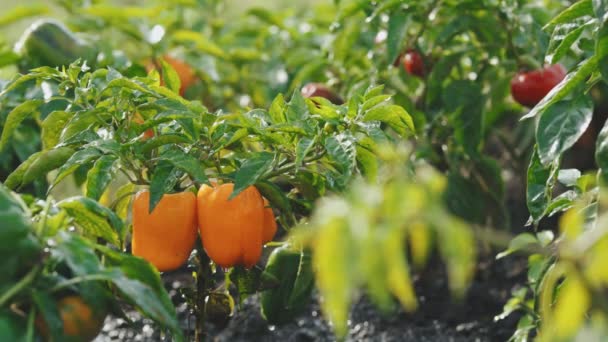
(94, 253), (526, 342)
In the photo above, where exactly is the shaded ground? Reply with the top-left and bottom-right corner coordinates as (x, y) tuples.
(95, 253), (526, 342)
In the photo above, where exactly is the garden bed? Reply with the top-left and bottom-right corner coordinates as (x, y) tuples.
(96, 254), (525, 341)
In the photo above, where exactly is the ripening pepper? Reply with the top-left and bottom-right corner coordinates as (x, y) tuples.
(197, 183), (277, 268)
(131, 190), (198, 272)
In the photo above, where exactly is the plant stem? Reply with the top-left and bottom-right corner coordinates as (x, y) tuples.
(0, 265), (41, 308)
(266, 152), (326, 178)
(195, 245), (212, 342)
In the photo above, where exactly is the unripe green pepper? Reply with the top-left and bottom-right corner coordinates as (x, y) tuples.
(260, 245), (314, 324)
(15, 19), (97, 71)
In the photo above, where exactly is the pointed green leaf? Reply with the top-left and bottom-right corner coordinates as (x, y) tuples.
(231, 152), (275, 199)
(86, 155), (118, 201)
(536, 96), (593, 165)
(0, 100), (43, 151)
(58, 197), (123, 246)
(149, 160), (181, 213)
(41, 111), (73, 150)
(160, 59), (181, 95)
(52, 148), (102, 188)
(158, 149), (207, 184)
(21, 147), (73, 186)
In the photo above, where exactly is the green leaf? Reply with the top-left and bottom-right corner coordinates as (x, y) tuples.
(312, 212), (354, 338)
(113, 183), (135, 222)
(361, 95), (391, 112)
(384, 228), (416, 311)
(31, 292), (62, 341)
(521, 56), (597, 120)
(247, 7), (286, 29)
(527, 148), (559, 224)
(324, 134), (357, 185)
(286, 90), (309, 123)
(596, 19), (608, 82)
(160, 59), (181, 95)
(436, 216), (475, 297)
(443, 172), (487, 224)
(41, 111), (73, 150)
(268, 94), (286, 124)
(0, 185), (31, 247)
(386, 12), (408, 65)
(172, 30), (226, 59)
(0, 99), (43, 151)
(596, 117), (608, 183)
(102, 78), (151, 95)
(21, 147), (74, 187)
(0, 73), (48, 97)
(52, 148), (102, 189)
(362, 104), (414, 136)
(536, 96), (593, 165)
(96, 245), (170, 306)
(0, 5), (49, 27)
(59, 110), (104, 143)
(140, 134), (191, 154)
(58, 197), (122, 246)
(496, 233), (538, 259)
(109, 273), (183, 341)
(295, 137), (315, 168)
(547, 23), (587, 65)
(445, 80), (483, 153)
(356, 145), (378, 182)
(332, 18), (361, 64)
(149, 161), (181, 212)
(84, 4), (164, 19)
(544, 0), (592, 29)
(4, 151), (42, 190)
(53, 231), (103, 275)
(255, 180), (294, 226)
(158, 149), (207, 184)
(221, 128), (249, 149)
(231, 152), (275, 199)
(86, 155), (118, 201)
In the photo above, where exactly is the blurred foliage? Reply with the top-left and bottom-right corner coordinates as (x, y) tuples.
(294, 144), (476, 336)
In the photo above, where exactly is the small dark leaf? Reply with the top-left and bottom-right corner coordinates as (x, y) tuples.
(158, 148), (207, 184)
(149, 161), (181, 212)
(231, 152), (275, 199)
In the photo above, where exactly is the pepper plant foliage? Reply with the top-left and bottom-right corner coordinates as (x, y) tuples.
(0, 62), (413, 214)
(0, 184), (185, 341)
